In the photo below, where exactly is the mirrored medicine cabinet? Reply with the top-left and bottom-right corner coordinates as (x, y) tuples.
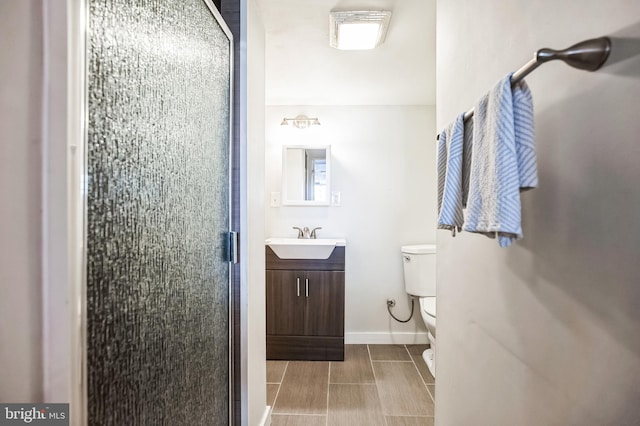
(282, 145), (331, 206)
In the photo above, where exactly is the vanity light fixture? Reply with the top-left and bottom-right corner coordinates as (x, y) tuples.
(329, 10), (392, 50)
(280, 115), (321, 129)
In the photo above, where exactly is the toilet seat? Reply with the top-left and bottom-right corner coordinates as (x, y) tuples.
(420, 296), (436, 318)
(419, 296), (437, 378)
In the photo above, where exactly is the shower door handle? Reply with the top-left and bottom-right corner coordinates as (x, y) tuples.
(228, 231), (238, 263)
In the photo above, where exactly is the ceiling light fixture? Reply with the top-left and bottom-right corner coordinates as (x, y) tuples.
(329, 10), (392, 50)
(280, 115), (321, 129)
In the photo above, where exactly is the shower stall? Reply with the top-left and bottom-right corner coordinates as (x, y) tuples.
(84, 0), (234, 423)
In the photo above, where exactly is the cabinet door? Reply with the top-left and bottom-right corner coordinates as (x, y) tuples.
(266, 270), (305, 335)
(303, 271), (345, 337)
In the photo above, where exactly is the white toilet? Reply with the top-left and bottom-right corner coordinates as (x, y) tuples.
(401, 244), (437, 378)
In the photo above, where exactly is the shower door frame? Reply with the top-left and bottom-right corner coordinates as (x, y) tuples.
(55, 0), (237, 424)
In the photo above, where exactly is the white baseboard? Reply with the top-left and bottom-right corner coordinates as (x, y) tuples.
(259, 406), (272, 426)
(345, 332), (428, 345)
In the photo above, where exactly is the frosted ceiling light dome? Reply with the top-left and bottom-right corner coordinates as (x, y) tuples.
(329, 11), (392, 50)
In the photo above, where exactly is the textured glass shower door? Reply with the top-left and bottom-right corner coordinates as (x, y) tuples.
(86, 0), (233, 424)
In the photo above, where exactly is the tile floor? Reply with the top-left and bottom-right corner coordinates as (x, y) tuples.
(267, 344), (435, 426)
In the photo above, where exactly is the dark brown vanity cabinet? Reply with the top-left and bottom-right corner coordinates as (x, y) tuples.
(266, 246), (345, 361)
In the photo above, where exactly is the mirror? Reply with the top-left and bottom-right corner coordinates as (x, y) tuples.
(282, 145), (331, 206)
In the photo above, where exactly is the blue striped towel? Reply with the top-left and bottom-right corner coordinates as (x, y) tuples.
(437, 114), (466, 234)
(463, 73), (537, 247)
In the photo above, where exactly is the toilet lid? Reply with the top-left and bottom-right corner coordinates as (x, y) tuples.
(401, 244), (436, 255)
(420, 297), (436, 318)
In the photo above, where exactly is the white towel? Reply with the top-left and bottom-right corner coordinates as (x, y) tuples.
(463, 73), (537, 247)
(437, 114), (466, 234)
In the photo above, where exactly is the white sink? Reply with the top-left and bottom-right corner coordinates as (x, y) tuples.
(266, 237), (346, 260)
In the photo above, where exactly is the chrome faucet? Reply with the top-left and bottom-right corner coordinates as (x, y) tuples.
(293, 226), (307, 238)
(310, 227), (322, 238)
(293, 226), (322, 239)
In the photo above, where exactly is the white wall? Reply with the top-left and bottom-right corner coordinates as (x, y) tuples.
(436, 1), (640, 425)
(266, 105), (436, 343)
(244, 0), (267, 424)
(0, 0), (44, 402)
(1, 2), (94, 419)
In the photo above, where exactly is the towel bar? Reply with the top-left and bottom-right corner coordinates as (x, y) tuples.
(437, 36), (611, 139)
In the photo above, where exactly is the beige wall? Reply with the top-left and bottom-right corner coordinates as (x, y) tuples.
(266, 105), (437, 344)
(436, 1), (640, 425)
(0, 0), (44, 402)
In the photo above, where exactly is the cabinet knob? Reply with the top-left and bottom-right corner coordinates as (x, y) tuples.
(305, 278), (309, 297)
(297, 277), (301, 297)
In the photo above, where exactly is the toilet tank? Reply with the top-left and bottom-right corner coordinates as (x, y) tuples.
(401, 244), (436, 297)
